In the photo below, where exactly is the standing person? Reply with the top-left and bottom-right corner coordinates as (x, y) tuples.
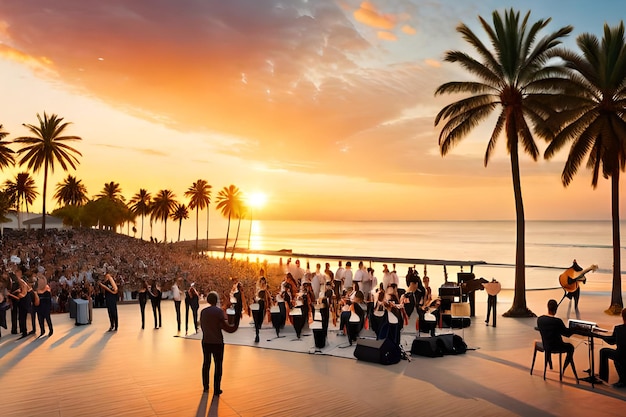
(137, 280), (148, 330)
(200, 291), (238, 395)
(148, 281), (162, 329)
(186, 283), (200, 335)
(334, 261), (345, 306)
(231, 281), (247, 329)
(324, 263), (334, 283)
(483, 278), (501, 327)
(343, 262), (353, 292)
(99, 273), (118, 332)
(36, 276), (53, 337)
(8, 271), (20, 334)
(353, 261), (367, 292)
(599, 308), (626, 387)
(536, 299), (578, 381)
(382, 264), (393, 291)
(171, 277), (183, 333)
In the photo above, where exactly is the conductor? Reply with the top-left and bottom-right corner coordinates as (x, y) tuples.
(200, 291), (238, 396)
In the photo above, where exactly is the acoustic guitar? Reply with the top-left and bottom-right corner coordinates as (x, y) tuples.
(559, 262), (598, 293)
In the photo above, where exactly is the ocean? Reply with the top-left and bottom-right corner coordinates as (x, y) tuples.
(221, 220), (625, 292)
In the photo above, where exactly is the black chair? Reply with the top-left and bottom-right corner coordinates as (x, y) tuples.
(536, 330), (579, 383)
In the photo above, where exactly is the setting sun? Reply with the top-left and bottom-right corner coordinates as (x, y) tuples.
(247, 191), (267, 210)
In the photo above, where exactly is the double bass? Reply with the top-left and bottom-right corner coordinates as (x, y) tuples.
(559, 260), (598, 293)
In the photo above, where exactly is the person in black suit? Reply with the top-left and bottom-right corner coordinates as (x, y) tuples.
(200, 291), (238, 396)
(600, 308), (626, 388)
(536, 299), (578, 381)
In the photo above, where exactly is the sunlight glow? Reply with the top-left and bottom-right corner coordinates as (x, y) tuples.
(247, 191), (267, 209)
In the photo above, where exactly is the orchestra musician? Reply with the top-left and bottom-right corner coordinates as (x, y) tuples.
(599, 308), (626, 388)
(558, 260), (597, 319)
(483, 278), (501, 327)
(536, 299), (579, 382)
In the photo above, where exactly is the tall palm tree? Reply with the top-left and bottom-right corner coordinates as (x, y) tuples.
(544, 22), (626, 315)
(434, 9), (572, 317)
(230, 199), (247, 261)
(171, 203), (189, 242)
(4, 172), (38, 228)
(151, 189), (177, 242)
(13, 112), (82, 230)
(184, 179), (212, 251)
(97, 181), (125, 203)
(129, 189), (152, 240)
(215, 184), (242, 259)
(54, 174), (88, 207)
(0, 125), (15, 170)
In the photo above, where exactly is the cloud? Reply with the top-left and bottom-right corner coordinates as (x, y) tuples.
(0, 0), (453, 187)
(402, 24), (416, 35)
(378, 31), (397, 41)
(353, 1), (395, 30)
(425, 58), (441, 68)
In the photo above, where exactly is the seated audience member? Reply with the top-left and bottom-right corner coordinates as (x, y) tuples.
(536, 299), (578, 381)
(600, 308), (626, 388)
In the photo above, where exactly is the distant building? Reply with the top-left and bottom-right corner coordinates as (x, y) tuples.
(2, 212), (67, 232)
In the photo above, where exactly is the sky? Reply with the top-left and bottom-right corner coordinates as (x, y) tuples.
(1, 0), (626, 240)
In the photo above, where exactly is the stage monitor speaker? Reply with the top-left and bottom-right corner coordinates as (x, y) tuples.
(411, 336), (443, 357)
(354, 338), (401, 365)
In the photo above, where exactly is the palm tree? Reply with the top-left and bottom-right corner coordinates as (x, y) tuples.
(434, 9), (572, 317)
(544, 22), (626, 315)
(129, 189), (152, 240)
(54, 174), (88, 207)
(230, 199), (247, 261)
(151, 189), (177, 242)
(215, 184), (242, 259)
(184, 179), (212, 251)
(4, 172), (38, 228)
(0, 125), (15, 170)
(13, 112), (82, 230)
(171, 203), (189, 242)
(97, 181), (125, 203)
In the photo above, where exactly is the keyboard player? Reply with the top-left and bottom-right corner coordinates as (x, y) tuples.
(537, 299), (579, 382)
(600, 308), (626, 388)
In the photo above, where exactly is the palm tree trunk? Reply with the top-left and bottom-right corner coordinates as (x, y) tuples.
(164, 218), (168, 242)
(503, 137), (534, 317)
(606, 171), (624, 314)
(178, 218), (183, 242)
(223, 215), (231, 259)
(206, 205), (210, 252)
(42, 161), (49, 231)
(141, 214), (145, 240)
(231, 216), (243, 261)
(195, 206), (199, 250)
(17, 195), (21, 229)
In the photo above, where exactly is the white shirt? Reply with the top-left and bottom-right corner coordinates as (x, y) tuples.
(172, 283), (181, 301)
(344, 269), (353, 289)
(335, 267), (345, 282)
(354, 267), (366, 283)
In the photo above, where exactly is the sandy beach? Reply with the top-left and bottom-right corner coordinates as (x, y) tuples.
(1, 287), (625, 417)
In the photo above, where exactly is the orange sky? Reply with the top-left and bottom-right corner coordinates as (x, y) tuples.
(0, 0), (625, 241)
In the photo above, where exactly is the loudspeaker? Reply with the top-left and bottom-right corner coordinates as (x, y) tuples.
(435, 334), (468, 355)
(354, 338), (401, 365)
(411, 336), (443, 357)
